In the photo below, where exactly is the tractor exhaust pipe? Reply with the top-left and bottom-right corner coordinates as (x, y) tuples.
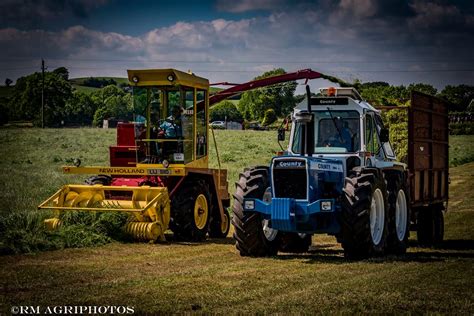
(305, 85), (314, 157)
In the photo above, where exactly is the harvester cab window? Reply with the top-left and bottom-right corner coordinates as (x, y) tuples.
(196, 90), (207, 158)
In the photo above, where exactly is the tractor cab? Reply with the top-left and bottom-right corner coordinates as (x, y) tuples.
(288, 86), (396, 173)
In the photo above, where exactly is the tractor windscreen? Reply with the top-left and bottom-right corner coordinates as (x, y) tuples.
(292, 110), (360, 154)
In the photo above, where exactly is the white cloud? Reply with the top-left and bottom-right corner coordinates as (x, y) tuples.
(0, 2), (473, 88)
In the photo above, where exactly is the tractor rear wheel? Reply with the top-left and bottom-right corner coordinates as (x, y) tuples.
(385, 172), (410, 255)
(209, 208), (231, 238)
(170, 179), (211, 242)
(279, 233), (312, 253)
(232, 166), (280, 256)
(340, 168), (389, 258)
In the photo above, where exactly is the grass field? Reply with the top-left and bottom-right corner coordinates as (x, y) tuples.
(0, 129), (473, 313)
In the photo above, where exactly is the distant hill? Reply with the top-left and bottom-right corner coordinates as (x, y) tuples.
(70, 77), (128, 94)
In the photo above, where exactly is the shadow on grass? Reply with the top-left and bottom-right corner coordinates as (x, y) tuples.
(408, 239), (474, 251)
(163, 236), (235, 246)
(272, 240), (474, 264)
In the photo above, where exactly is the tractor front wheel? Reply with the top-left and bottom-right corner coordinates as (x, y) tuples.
(232, 166), (280, 256)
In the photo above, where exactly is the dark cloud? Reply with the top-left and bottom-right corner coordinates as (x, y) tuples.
(0, 0), (107, 29)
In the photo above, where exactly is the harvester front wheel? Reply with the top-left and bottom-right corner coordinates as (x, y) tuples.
(170, 179), (211, 242)
(385, 172), (410, 255)
(209, 208), (230, 238)
(232, 166), (280, 257)
(340, 168), (389, 258)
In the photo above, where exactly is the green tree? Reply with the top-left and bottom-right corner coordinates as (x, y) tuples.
(238, 68), (297, 121)
(92, 85), (132, 126)
(64, 91), (100, 126)
(209, 100), (243, 122)
(439, 85), (474, 112)
(8, 69), (72, 126)
(407, 83), (437, 96)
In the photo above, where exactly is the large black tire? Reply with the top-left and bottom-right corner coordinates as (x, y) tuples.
(385, 171), (410, 255)
(85, 175), (112, 185)
(279, 233), (312, 253)
(417, 204), (444, 247)
(170, 179), (211, 242)
(340, 168), (389, 258)
(209, 208), (231, 238)
(232, 166), (280, 256)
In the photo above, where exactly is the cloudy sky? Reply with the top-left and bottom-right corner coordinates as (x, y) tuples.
(1, 0), (473, 91)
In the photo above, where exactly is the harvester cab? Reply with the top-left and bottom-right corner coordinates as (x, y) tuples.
(233, 86), (412, 258)
(39, 69), (231, 243)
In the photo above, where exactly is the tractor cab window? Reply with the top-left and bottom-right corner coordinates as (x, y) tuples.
(291, 110), (360, 154)
(365, 114), (383, 159)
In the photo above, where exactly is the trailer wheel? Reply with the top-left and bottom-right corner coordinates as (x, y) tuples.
(209, 208), (230, 238)
(279, 233), (312, 253)
(232, 166), (280, 256)
(340, 168), (389, 258)
(170, 179), (211, 242)
(417, 204), (444, 247)
(385, 172), (410, 255)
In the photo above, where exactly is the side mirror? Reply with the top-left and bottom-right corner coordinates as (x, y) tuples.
(380, 128), (389, 143)
(277, 128), (285, 141)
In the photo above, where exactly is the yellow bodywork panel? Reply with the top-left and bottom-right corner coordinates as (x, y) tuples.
(127, 68), (209, 90)
(62, 165), (186, 176)
(38, 185), (171, 242)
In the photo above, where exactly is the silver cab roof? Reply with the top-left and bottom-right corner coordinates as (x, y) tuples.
(295, 87), (378, 113)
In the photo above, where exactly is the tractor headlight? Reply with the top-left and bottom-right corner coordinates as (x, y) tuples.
(162, 160), (169, 168)
(244, 200), (255, 210)
(132, 76), (139, 83)
(321, 201), (332, 211)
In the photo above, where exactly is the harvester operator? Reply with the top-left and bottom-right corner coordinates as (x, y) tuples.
(159, 106), (183, 138)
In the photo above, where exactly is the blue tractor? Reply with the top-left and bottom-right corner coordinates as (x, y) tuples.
(232, 86), (412, 258)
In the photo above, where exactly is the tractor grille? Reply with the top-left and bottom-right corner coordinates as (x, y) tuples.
(272, 159), (307, 200)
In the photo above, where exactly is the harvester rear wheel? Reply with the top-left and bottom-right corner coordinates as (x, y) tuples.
(170, 179), (211, 242)
(385, 172), (410, 255)
(340, 168), (388, 258)
(279, 233), (312, 253)
(232, 166), (280, 257)
(209, 208), (230, 238)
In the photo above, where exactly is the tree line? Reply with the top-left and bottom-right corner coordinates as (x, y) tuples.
(1, 66), (473, 128)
